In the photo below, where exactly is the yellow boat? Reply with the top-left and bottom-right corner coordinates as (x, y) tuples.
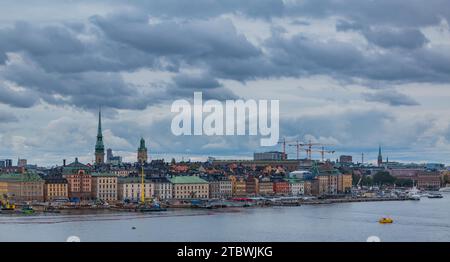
(379, 217), (394, 224)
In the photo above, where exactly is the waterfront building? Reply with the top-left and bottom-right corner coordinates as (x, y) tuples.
(388, 168), (423, 179)
(219, 178), (233, 198)
(206, 177), (221, 199)
(0, 172), (44, 202)
(137, 137), (148, 163)
(151, 177), (173, 200)
(118, 177), (153, 202)
(44, 177), (68, 202)
(416, 171), (441, 190)
(230, 176), (247, 197)
(287, 179), (304, 196)
(170, 176), (209, 199)
(92, 173), (118, 202)
(338, 174), (352, 193)
(303, 180), (312, 195)
(273, 180), (290, 195)
(258, 177), (274, 196)
(245, 176), (259, 196)
(63, 158), (93, 201)
(311, 175), (329, 196)
(95, 109), (105, 165)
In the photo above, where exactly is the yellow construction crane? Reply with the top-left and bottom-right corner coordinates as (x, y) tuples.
(140, 161), (145, 204)
(303, 146), (335, 161)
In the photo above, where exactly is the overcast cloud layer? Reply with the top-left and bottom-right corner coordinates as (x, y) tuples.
(1, 0), (450, 166)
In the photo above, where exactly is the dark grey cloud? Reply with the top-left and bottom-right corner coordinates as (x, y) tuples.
(91, 12), (261, 60)
(363, 90), (420, 106)
(168, 73), (238, 100)
(0, 60), (154, 110)
(0, 82), (38, 108)
(261, 32), (450, 83)
(1, 3), (449, 113)
(336, 20), (429, 49)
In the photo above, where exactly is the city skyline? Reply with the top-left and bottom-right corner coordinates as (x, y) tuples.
(1, 1), (450, 165)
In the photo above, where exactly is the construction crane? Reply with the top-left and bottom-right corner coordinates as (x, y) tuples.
(306, 146), (335, 161)
(302, 140), (333, 160)
(288, 140), (307, 160)
(277, 138), (287, 155)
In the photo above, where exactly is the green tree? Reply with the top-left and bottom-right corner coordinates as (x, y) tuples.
(362, 175), (373, 186)
(373, 171), (396, 186)
(443, 174), (449, 184)
(394, 178), (413, 187)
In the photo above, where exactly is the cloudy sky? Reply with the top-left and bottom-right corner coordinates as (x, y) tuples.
(1, 0), (450, 166)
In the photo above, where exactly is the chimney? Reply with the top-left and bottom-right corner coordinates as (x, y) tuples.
(63, 159), (66, 167)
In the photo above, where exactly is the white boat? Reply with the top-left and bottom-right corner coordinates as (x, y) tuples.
(407, 185), (421, 200)
(410, 194), (421, 200)
(439, 187), (450, 193)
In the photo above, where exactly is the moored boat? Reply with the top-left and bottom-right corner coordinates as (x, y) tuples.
(21, 205), (35, 215)
(427, 193), (443, 199)
(137, 203), (167, 212)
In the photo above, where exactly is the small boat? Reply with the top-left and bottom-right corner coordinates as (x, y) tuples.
(410, 194), (421, 200)
(21, 205), (35, 215)
(44, 206), (61, 213)
(379, 217), (394, 224)
(427, 193), (443, 199)
(137, 203), (167, 212)
(1, 203), (16, 211)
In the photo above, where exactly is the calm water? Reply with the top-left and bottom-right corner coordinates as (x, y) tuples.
(1, 194), (449, 242)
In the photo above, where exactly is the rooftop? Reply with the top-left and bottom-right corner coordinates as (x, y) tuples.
(169, 176), (208, 184)
(92, 172), (117, 177)
(0, 172), (44, 182)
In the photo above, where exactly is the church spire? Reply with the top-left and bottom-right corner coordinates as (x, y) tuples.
(137, 137), (148, 163)
(95, 107), (105, 165)
(97, 107), (102, 137)
(377, 145), (383, 167)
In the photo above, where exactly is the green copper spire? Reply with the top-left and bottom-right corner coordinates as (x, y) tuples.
(139, 137), (147, 151)
(95, 108), (104, 153)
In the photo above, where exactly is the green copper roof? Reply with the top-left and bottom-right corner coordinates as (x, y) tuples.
(138, 137), (147, 151)
(95, 108), (104, 152)
(169, 176), (208, 184)
(63, 158), (91, 174)
(0, 172), (44, 182)
(92, 172), (117, 177)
